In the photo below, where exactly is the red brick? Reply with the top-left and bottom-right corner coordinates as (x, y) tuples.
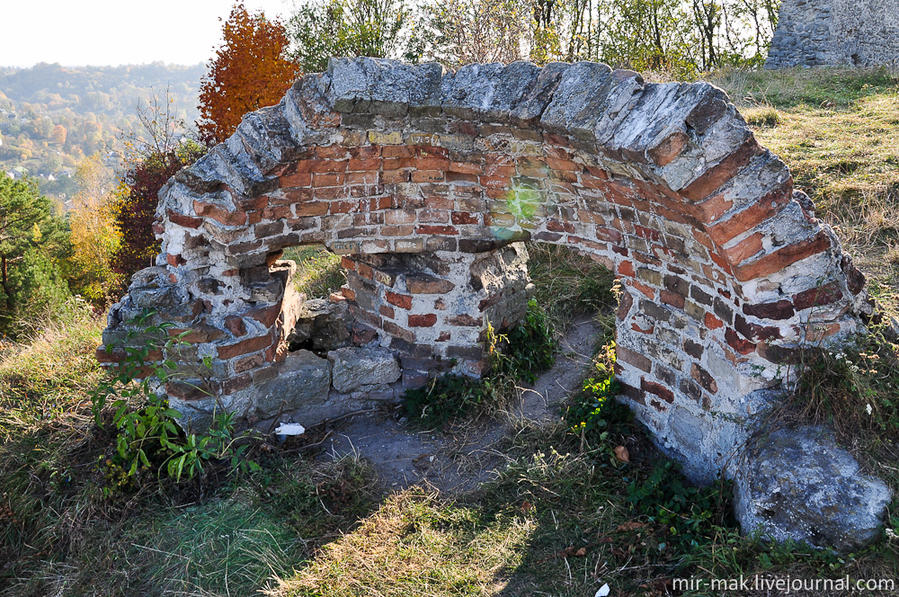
(633, 280), (655, 298)
(379, 305), (395, 319)
(416, 225), (459, 235)
(705, 312), (724, 329)
(635, 225), (661, 242)
(743, 300), (794, 320)
(725, 328), (756, 355)
(641, 378), (674, 403)
(248, 304), (282, 327)
(329, 200), (357, 214)
(734, 232), (831, 282)
(381, 169), (411, 184)
(708, 184), (792, 245)
(792, 281), (844, 311)
(310, 159), (347, 173)
(166, 253), (185, 267)
(224, 316), (247, 337)
(406, 275), (455, 294)
(724, 232), (763, 264)
(313, 172), (345, 187)
(681, 137), (763, 202)
(408, 313), (437, 327)
(348, 158), (381, 171)
(295, 201), (329, 216)
(385, 291), (412, 309)
(279, 171), (312, 187)
(449, 161), (482, 174)
(411, 170), (444, 183)
(617, 260), (635, 277)
(419, 209), (450, 223)
(385, 209), (416, 225)
(451, 211), (480, 225)
(382, 145), (413, 158)
(167, 209), (203, 229)
(595, 227), (622, 244)
(233, 353), (265, 374)
(632, 322), (654, 334)
(661, 290), (685, 309)
(381, 225), (415, 236)
(316, 145), (349, 159)
(648, 130), (688, 167)
(217, 333), (274, 360)
(193, 201), (247, 226)
(691, 363), (718, 393)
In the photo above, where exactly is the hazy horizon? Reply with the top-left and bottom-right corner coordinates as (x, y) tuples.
(1, 0), (295, 69)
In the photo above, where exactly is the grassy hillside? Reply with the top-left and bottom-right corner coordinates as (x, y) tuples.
(0, 68), (897, 596)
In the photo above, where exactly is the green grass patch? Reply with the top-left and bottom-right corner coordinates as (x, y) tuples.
(710, 66), (899, 109)
(283, 245), (345, 298)
(526, 242), (616, 331)
(403, 299), (557, 428)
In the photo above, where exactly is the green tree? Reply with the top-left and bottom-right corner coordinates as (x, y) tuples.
(288, 0), (421, 73)
(423, 0), (529, 66)
(0, 173), (71, 335)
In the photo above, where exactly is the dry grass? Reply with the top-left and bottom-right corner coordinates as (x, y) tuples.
(712, 68), (899, 316)
(282, 245), (345, 299)
(269, 488), (534, 597)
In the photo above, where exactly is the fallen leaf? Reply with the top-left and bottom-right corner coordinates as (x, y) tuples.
(520, 500), (533, 512)
(614, 445), (629, 462)
(614, 521), (647, 532)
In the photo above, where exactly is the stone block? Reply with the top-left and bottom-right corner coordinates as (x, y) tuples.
(327, 346), (401, 393)
(252, 350), (331, 418)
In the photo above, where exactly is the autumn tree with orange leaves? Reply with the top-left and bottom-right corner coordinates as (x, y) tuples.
(197, 3), (301, 146)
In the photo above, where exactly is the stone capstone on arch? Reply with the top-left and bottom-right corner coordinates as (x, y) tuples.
(100, 58), (887, 545)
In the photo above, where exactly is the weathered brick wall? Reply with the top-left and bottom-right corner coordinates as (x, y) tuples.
(767, 0), (899, 68)
(101, 58), (874, 482)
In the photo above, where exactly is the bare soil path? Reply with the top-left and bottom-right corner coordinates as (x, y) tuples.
(315, 315), (604, 492)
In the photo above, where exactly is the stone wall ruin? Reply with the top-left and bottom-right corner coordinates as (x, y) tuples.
(101, 58), (878, 494)
(767, 0), (899, 68)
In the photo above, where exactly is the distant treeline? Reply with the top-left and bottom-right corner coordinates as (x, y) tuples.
(0, 63), (203, 200)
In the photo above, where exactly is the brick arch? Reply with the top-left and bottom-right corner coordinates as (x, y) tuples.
(102, 58), (873, 481)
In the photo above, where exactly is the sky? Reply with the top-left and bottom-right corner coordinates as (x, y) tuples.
(0, 0), (298, 68)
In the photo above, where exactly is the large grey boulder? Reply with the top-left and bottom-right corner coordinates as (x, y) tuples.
(734, 426), (892, 551)
(327, 347), (401, 393)
(252, 350), (330, 418)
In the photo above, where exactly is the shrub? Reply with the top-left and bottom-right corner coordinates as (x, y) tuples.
(92, 311), (258, 491)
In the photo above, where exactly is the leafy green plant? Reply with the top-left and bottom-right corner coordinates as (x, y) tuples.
(402, 374), (498, 429)
(487, 298), (556, 384)
(403, 299), (557, 428)
(627, 460), (733, 556)
(563, 340), (630, 446)
(91, 311), (257, 490)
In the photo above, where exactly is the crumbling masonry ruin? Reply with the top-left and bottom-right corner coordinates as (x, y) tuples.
(100, 59), (890, 544)
(767, 0), (899, 68)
